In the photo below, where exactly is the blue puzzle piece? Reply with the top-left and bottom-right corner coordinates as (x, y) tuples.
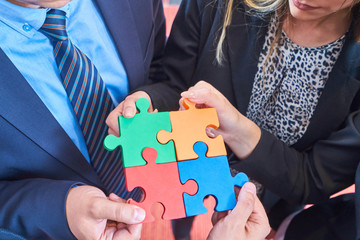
(178, 141), (249, 216)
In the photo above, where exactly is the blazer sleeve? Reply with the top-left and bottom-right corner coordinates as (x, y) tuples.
(0, 179), (81, 239)
(232, 110), (360, 204)
(0, 178), (82, 239)
(138, 0), (211, 111)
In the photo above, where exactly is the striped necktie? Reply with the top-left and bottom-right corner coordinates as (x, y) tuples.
(41, 9), (140, 200)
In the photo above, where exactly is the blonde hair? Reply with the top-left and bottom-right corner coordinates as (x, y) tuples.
(215, 0), (360, 64)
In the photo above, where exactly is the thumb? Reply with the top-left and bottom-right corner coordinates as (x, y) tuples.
(206, 126), (221, 138)
(92, 197), (146, 224)
(227, 182), (256, 225)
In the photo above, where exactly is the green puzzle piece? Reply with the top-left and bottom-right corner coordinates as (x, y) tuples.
(103, 98), (176, 168)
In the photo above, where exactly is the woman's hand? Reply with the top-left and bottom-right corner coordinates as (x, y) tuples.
(180, 81), (261, 159)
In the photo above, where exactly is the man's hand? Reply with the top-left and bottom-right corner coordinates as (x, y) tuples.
(207, 182), (270, 240)
(106, 91), (153, 136)
(66, 186), (145, 240)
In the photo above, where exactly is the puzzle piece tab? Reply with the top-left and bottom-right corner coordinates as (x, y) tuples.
(157, 98), (227, 161)
(178, 141), (248, 217)
(126, 147), (198, 222)
(104, 98), (176, 168)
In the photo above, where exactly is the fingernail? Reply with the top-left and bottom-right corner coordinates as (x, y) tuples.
(188, 92), (196, 98)
(206, 127), (216, 138)
(134, 207), (146, 222)
(242, 183), (256, 196)
(181, 91), (196, 98)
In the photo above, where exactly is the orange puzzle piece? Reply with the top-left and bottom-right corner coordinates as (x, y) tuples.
(157, 98), (227, 161)
(126, 147), (198, 222)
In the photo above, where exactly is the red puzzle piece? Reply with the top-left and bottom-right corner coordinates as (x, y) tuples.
(157, 98), (227, 161)
(125, 147), (198, 222)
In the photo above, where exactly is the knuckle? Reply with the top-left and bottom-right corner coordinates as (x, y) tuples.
(115, 204), (134, 222)
(105, 117), (111, 126)
(115, 207), (125, 221)
(198, 80), (206, 86)
(88, 199), (100, 218)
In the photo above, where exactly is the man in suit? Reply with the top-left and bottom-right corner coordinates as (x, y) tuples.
(0, 0), (165, 239)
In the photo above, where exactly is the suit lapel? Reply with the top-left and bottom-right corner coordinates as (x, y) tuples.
(94, 0), (144, 90)
(0, 49), (102, 186)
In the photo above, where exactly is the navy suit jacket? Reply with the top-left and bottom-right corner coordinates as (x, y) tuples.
(0, 0), (165, 239)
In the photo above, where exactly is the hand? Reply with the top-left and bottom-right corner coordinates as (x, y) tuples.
(106, 91), (154, 136)
(207, 182), (270, 240)
(66, 185), (145, 240)
(7, 0), (71, 8)
(180, 81), (261, 159)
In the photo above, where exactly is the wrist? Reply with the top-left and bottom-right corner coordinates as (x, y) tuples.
(224, 115), (261, 159)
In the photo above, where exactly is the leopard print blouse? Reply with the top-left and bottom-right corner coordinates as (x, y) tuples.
(246, 16), (346, 145)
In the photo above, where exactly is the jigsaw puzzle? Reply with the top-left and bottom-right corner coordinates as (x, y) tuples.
(104, 98), (248, 222)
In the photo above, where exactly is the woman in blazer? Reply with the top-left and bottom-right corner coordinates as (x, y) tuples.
(181, 82), (360, 239)
(107, 0), (360, 238)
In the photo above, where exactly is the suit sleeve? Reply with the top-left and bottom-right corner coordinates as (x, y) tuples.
(138, 0), (207, 111)
(232, 110), (360, 204)
(0, 179), (80, 239)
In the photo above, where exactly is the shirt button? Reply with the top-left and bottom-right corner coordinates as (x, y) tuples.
(22, 23), (32, 32)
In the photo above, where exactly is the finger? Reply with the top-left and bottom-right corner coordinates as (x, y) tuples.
(181, 87), (220, 107)
(227, 182), (256, 225)
(102, 226), (117, 239)
(179, 98), (186, 111)
(181, 83), (229, 112)
(253, 195), (267, 220)
(106, 102), (124, 136)
(113, 224), (142, 240)
(206, 126), (220, 138)
(92, 198), (146, 224)
(108, 128), (119, 136)
(122, 97), (138, 118)
(108, 193), (127, 203)
(127, 223), (143, 239)
(250, 194), (270, 228)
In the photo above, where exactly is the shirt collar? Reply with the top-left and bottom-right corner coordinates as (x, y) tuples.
(0, 1), (71, 38)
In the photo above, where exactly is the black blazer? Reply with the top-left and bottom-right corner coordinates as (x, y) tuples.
(140, 0), (360, 201)
(282, 111), (360, 240)
(0, 0), (165, 239)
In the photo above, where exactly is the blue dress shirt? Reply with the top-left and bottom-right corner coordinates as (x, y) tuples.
(0, 0), (129, 162)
